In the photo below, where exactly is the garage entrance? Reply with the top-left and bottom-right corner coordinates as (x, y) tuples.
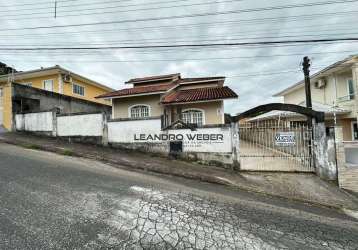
(232, 103), (325, 172)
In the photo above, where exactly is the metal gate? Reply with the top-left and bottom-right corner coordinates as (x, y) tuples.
(239, 120), (314, 172)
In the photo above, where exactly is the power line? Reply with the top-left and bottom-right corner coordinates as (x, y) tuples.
(0, 0), (225, 14)
(0, 0), (241, 18)
(1, 0), (357, 26)
(0, 0), (77, 8)
(227, 69), (302, 78)
(3, 30), (358, 47)
(0, 0), (134, 12)
(0, 38), (358, 51)
(1, 11), (357, 39)
(1, 49), (357, 62)
(0, 41), (355, 54)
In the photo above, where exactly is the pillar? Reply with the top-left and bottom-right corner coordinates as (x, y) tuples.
(334, 126), (345, 187)
(313, 122), (338, 181)
(231, 122), (240, 170)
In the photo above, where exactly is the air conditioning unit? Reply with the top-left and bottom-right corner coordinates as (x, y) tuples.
(314, 79), (326, 89)
(62, 74), (72, 83)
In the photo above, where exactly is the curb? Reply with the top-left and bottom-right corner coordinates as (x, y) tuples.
(0, 137), (233, 186)
(1, 136), (358, 212)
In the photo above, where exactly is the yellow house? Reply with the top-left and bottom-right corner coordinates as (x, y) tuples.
(97, 73), (238, 127)
(0, 65), (114, 130)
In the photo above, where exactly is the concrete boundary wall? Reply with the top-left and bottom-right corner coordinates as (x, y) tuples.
(14, 112), (235, 166)
(57, 113), (103, 137)
(108, 118), (162, 144)
(15, 111), (54, 133)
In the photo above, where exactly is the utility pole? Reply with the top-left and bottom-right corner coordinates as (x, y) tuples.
(302, 56), (313, 128)
(54, 0), (57, 18)
(302, 56), (312, 109)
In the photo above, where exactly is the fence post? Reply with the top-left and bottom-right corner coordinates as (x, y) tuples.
(334, 126), (345, 187)
(231, 121), (240, 170)
(102, 113), (109, 146)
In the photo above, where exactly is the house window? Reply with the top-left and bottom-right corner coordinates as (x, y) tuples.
(0, 88), (3, 97)
(181, 109), (204, 126)
(43, 79), (54, 92)
(73, 83), (85, 96)
(347, 78), (355, 100)
(130, 105), (150, 118)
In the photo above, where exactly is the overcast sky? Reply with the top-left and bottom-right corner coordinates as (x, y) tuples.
(1, 0), (358, 114)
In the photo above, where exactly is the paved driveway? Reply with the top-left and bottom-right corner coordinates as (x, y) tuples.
(0, 143), (357, 249)
(239, 140), (314, 172)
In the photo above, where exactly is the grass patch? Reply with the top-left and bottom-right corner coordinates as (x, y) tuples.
(62, 149), (74, 156)
(23, 143), (41, 150)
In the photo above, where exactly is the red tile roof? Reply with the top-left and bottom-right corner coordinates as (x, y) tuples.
(161, 86), (238, 104)
(125, 73), (180, 84)
(96, 83), (176, 98)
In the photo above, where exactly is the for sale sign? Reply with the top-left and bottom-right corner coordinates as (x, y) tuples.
(275, 132), (295, 146)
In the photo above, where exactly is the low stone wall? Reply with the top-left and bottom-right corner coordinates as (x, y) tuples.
(15, 113), (236, 167)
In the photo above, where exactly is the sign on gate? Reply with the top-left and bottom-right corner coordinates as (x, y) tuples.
(275, 132), (296, 146)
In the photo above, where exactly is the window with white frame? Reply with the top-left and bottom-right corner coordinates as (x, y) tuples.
(73, 83), (85, 96)
(181, 109), (204, 126)
(130, 105), (150, 118)
(347, 78), (355, 100)
(43, 79), (54, 92)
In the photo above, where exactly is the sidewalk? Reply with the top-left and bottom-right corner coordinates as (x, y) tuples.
(1, 132), (358, 211)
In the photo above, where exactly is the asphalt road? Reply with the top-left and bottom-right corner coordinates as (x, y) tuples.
(0, 143), (358, 249)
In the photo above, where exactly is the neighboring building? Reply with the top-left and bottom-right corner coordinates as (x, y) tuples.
(271, 55), (358, 141)
(0, 65), (114, 130)
(0, 62), (17, 76)
(97, 73), (238, 127)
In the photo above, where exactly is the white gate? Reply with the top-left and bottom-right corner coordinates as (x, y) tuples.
(239, 120), (314, 172)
